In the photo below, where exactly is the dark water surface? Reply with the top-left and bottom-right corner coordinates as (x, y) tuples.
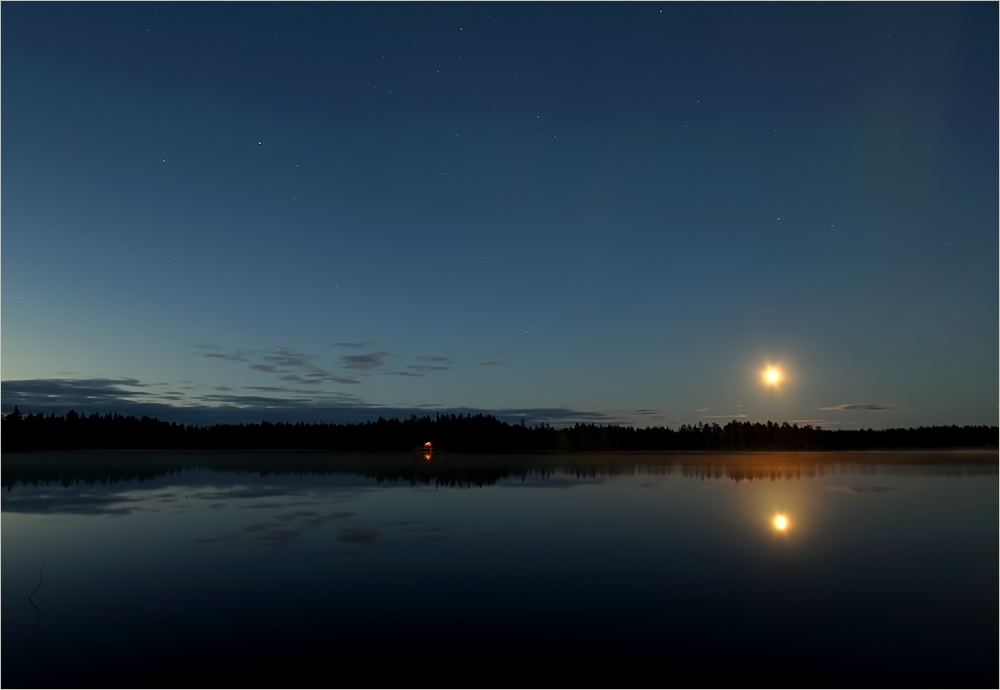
(3, 451), (997, 687)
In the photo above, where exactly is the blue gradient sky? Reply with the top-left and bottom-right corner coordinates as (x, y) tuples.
(3, 3), (997, 427)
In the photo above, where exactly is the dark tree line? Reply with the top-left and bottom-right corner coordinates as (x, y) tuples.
(2, 406), (996, 452)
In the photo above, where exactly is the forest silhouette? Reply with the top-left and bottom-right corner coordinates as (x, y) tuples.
(2, 407), (995, 453)
(5, 447), (994, 494)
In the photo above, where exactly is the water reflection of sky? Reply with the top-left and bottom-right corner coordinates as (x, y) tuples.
(3, 452), (997, 687)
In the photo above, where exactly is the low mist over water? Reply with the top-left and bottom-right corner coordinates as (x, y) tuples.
(3, 451), (996, 687)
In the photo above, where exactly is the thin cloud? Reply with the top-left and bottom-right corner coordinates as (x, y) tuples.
(478, 361), (502, 366)
(204, 352), (249, 362)
(399, 355), (453, 376)
(203, 346), (361, 386)
(261, 348), (313, 370)
(820, 404), (893, 411)
(196, 345), (249, 362)
(218, 390), (351, 406)
(341, 350), (390, 371)
(701, 413), (748, 419)
(2, 378), (197, 419)
(405, 365), (450, 374)
(334, 341), (374, 349)
(461, 407), (618, 426)
(2, 377), (147, 395)
(2, 378), (630, 428)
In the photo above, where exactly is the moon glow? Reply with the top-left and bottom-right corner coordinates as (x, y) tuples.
(764, 367), (782, 385)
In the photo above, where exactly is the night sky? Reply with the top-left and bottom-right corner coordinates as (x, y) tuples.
(3, 3), (996, 428)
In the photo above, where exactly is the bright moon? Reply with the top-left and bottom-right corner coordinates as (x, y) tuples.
(774, 515), (788, 530)
(764, 367), (781, 385)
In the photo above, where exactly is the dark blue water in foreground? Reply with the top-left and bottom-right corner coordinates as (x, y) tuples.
(3, 451), (997, 687)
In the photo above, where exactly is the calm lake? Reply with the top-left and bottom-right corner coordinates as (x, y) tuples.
(3, 450), (996, 687)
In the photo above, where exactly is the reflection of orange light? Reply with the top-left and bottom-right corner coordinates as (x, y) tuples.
(423, 452), (432, 462)
(423, 441), (433, 448)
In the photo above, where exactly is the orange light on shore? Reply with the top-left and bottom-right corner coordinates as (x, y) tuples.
(423, 441), (433, 449)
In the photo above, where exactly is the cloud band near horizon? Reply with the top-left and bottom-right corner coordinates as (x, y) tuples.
(0, 377), (621, 427)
